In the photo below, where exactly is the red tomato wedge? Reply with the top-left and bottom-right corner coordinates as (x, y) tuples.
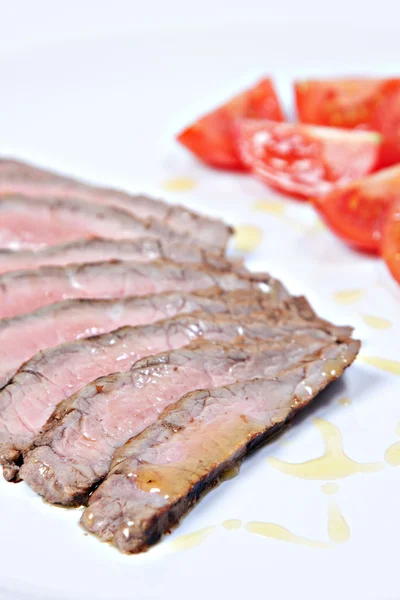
(235, 119), (380, 199)
(177, 78), (284, 170)
(295, 78), (400, 168)
(314, 165), (400, 253)
(381, 196), (400, 284)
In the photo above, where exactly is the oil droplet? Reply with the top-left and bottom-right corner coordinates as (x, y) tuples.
(222, 519), (242, 531)
(170, 526), (217, 551)
(267, 418), (383, 480)
(333, 289), (365, 304)
(338, 396), (352, 406)
(245, 522), (331, 549)
(220, 464), (241, 481)
(362, 314), (392, 329)
(253, 199), (285, 215)
(234, 225), (263, 253)
(358, 356), (400, 376)
(282, 216), (308, 232)
(161, 177), (197, 192)
(385, 442), (400, 466)
(312, 218), (326, 232)
(321, 482), (339, 495)
(327, 498), (350, 543)
(305, 218), (326, 237)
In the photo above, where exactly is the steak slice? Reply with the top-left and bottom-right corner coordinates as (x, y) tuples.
(0, 259), (268, 319)
(81, 339), (360, 553)
(0, 158), (232, 248)
(0, 237), (233, 275)
(0, 285), (288, 389)
(20, 334), (339, 504)
(0, 195), (211, 251)
(1, 301), (345, 482)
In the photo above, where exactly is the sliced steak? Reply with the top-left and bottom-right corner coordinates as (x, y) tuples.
(1, 302), (344, 481)
(0, 259), (268, 319)
(0, 196), (208, 251)
(0, 158), (232, 248)
(0, 285), (289, 389)
(81, 339), (360, 553)
(0, 237), (234, 275)
(20, 334), (340, 504)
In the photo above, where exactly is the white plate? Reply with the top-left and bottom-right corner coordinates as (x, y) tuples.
(1, 10), (400, 600)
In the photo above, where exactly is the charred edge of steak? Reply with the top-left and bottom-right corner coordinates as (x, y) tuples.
(127, 418), (291, 554)
(0, 445), (23, 482)
(291, 296), (353, 338)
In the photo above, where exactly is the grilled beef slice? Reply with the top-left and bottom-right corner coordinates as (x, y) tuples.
(0, 285), (288, 389)
(0, 196), (209, 251)
(0, 259), (269, 319)
(0, 158), (232, 249)
(20, 334), (340, 505)
(0, 237), (233, 275)
(1, 301), (342, 481)
(81, 339), (360, 553)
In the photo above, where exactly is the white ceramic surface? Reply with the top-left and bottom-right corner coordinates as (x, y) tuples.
(0, 7), (399, 600)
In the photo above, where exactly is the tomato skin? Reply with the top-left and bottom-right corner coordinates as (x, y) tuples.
(295, 79), (382, 127)
(235, 119), (380, 200)
(369, 80), (400, 168)
(178, 113), (240, 170)
(381, 197), (400, 284)
(314, 165), (400, 254)
(177, 78), (284, 170)
(294, 78), (400, 168)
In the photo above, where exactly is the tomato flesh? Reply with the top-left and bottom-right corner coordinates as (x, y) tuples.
(381, 197), (400, 283)
(235, 119), (380, 199)
(177, 78), (284, 170)
(295, 78), (400, 168)
(314, 165), (400, 253)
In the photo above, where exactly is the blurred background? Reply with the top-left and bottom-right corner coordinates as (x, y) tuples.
(1, 0), (399, 190)
(1, 0), (399, 54)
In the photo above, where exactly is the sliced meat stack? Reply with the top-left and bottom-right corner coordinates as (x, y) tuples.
(0, 237), (233, 274)
(0, 158), (232, 249)
(21, 336), (355, 506)
(0, 259), (269, 319)
(0, 195), (223, 251)
(0, 285), (287, 388)
(82, 339), (359, 553)
(2, 306), (316, 479)
(0, 156), (360, 555)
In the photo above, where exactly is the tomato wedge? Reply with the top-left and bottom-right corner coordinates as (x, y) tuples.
(294, 78), (400, 168)
(235, 119), (380, 199)
(381, 196), (400, 283)
(314, 165), (400, 253)
(177, 78), (284, 170)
